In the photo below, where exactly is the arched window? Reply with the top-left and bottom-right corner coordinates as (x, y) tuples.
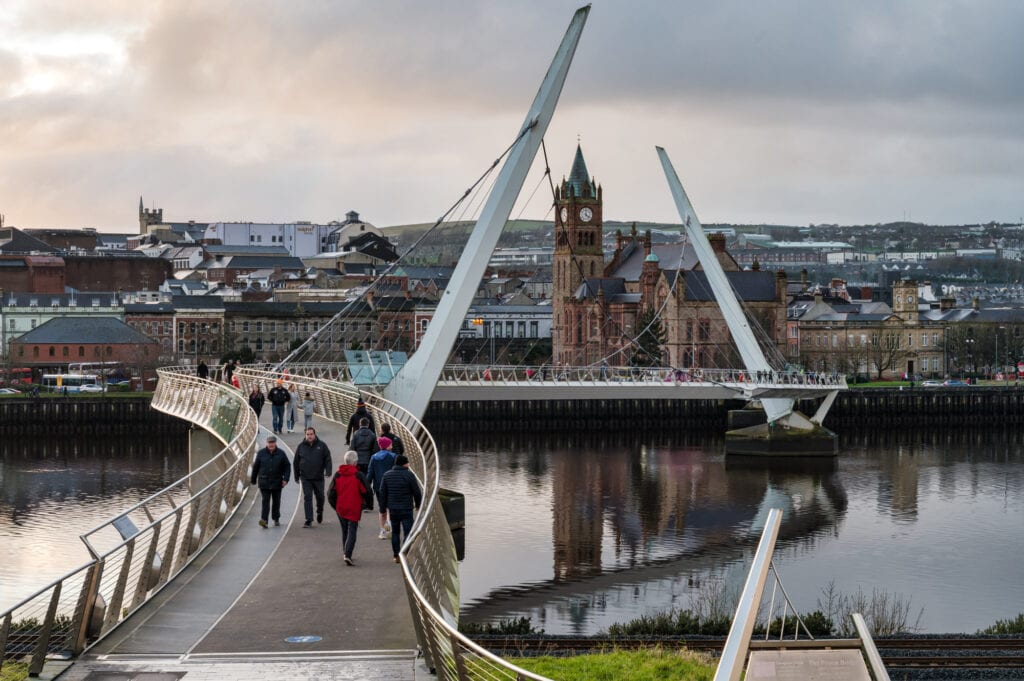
(49, 346), (55, 357)
(32, 346), (39, 358)
(106, 346), (112, 357)
(78, 346), (85, 357)
(62, 346), (69, 357)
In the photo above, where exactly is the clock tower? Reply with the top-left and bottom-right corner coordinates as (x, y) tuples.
(553, 144), (604, 365)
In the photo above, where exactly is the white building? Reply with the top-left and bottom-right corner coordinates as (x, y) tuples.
(204, 211), (384, 260)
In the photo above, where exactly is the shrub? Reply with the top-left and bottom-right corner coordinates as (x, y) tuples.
(978, 613), (1024, 635)
(460, 616), (544, 636)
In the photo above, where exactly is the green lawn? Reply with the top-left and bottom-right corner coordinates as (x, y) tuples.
(512, 649), (715, 681)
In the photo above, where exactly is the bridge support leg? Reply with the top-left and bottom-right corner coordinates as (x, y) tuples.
(725, 409), (837, 456)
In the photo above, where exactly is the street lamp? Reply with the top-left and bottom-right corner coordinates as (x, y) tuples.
(998, 326), (1007, 384)
(965, 337), (975, 382)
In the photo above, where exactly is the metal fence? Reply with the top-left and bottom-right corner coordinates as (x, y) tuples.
(235, 366), (552, 680)
(248, 361), (847, 390)
(0, 369), (258, 680)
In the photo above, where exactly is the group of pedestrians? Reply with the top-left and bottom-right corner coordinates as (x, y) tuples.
(247, 381), (317, 434)
(249, 398), (421, 567)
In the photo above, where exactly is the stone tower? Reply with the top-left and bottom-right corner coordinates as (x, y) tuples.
(892, 279), (918, 323)
(552, 145), (604, 365)
(139, 196), (164, 235)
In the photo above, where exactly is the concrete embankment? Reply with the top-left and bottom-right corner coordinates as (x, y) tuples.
(424, 387), (1024, 432)
(0, 397), (189, 434)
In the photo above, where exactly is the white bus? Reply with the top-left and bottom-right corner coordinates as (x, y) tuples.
(41, 373), (102, 393)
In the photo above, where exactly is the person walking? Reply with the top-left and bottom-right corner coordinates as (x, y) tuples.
(223, 359), (234, 384)
(379, 454), (422, 564)
(367, 437), (396, 540)
(301, 392), (317, 430)
(197, 361), (209, 380)
(250, 435), (290, 528)
(293, 427), (332, 528)
(350, 417), (377, 472)
(267, 379), (291, 435)
(345, 398), (376, 444)
(330, 450), (370, 565)
(379, 423), (404, 457)
(286, 383), (299, 433)
(248, 385), (265, 418)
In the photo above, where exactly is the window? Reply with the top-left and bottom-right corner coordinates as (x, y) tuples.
(518, 321), (526, 337)
(62, 346), (68, 357)
(530, 321), (538, 338)
(933, 332), (940, 346)
(49, 346), (55, 357)
(106, 346), (112, 357)
(31, 320), (36, 329)
(242, 321), (249, 332)
(78, 346), (84, 357)
(33, 347), (38, 358)
(698, 319), (711, 341)
(201, 323), (209, 334)
(922, 333), (928, 347)
(420, 319), (428, 333)
(189, 322), (196, 333)
(908, 333), (913, 347)
(506, 321), (514, 337)
(832, 333), (837, 348)
(178, 322), (186, 335)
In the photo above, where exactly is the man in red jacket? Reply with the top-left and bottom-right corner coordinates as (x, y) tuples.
(331, 450), (370, 566)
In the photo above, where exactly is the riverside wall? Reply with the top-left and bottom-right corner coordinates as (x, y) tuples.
(424, 387), (1024, 432)
(0, 397), (189, 434)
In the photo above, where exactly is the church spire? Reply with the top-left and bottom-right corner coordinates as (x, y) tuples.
(566, 144), (596, 199)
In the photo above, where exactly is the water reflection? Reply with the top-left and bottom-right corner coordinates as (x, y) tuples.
(0, 434), (188, 610)
(443, 428), (1024, 634)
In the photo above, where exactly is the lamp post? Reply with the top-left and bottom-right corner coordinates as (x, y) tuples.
(999, 326), (1007, 384)
(965, 337), (975, 382)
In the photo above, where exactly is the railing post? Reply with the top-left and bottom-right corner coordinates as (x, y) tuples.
(103, 539), (135, 632)
(0, 612), (11, 673)
(71, 561), (103, 654)
(714, 508), (783, 681)
(28, 583), (61, 676)
(131, 524), (162, 610)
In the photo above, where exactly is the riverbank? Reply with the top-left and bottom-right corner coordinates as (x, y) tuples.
(0, 396), (188, 434)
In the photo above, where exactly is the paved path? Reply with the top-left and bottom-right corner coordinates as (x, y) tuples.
(60, 408), (423, 680)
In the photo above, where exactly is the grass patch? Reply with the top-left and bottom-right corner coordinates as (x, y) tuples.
(513, 648), (715, 681)
(0, 660), (29, 681)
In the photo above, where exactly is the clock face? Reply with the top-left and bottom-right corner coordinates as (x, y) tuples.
(560, 207), (567, 223)
(579, 207), (593, 222)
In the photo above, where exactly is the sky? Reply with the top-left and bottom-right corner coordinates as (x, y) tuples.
(1, 1), (1022, 233)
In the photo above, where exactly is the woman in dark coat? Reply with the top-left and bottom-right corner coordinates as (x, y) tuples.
(248, 386), (265, 417)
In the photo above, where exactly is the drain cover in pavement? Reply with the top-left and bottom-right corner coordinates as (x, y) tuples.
(285, 635), (322, 643)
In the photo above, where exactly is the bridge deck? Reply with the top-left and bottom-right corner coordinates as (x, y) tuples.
(68, 409), (419, 678)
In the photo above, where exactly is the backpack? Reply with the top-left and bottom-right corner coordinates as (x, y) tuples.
(327, 473), (339, 508)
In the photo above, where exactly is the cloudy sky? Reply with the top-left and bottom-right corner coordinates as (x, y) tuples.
(2, 1), (1022, 233)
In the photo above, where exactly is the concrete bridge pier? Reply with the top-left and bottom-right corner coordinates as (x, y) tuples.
(725, 407), (837, 456)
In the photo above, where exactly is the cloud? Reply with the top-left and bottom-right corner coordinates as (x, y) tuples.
(1, 1), (1022, 230)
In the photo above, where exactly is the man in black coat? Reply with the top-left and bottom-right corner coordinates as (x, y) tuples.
(350, 417), (378, 472)
(345, 399), (376, 443)
(379, 454), (422, 563)
(250, 435), (290, 528)
(293, 427), (332, 527)
(267, 379), (291, 434)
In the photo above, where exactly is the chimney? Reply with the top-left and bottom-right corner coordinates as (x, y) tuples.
(972, 297), (979, 310)
(708, 233), (726, 254)
(366, 290), (375, 307)
(800, 268), (808, 288)
(940, 297), (955, 311)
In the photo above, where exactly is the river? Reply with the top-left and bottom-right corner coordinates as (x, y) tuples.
(2, 428), (1021, 635)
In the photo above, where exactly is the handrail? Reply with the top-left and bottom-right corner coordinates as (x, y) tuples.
(236, 366), (553, 681)
(0, 369), (258, 680)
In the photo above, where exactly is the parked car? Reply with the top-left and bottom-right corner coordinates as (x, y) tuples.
(943, 379), (969, 387)
(0, 387), (21, 394)
(78, 384), (106, 393)
(921, 380), (942, 387)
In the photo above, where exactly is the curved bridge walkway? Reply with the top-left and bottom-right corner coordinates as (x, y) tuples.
(62, 403), (420, 680)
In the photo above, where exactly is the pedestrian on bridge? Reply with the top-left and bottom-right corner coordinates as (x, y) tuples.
(379, 454), (422, 564)
(379, 422), (404, 457)
(351, 417), (377, 472)
(286, 383), (299, 433)
(247, 385), (265, 418)
(268, 379), (291, 435)
(293, 427), (332, 528)
(330, 450), (370, 566)
(251, 435), (290, 528)
(367, 437), (396, 540)
(345, 398), (376, 444)
(301, 392), (317, 430)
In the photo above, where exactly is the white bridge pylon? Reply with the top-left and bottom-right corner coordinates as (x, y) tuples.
(383, 6), (590, 421)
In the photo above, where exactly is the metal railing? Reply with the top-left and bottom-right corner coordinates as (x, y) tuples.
(0, 369), (258, 680)
(252, 361), (847, 390)
(235, 366), (552, 681)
